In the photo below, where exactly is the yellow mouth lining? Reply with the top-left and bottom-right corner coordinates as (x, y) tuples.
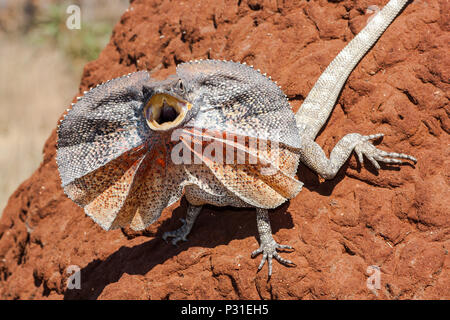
(144, 94), (192, 131)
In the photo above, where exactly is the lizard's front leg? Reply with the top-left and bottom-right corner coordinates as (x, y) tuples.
(163, 204), (202, 245)
(252, 208), (295, 277)
(298, 133), (416, 180)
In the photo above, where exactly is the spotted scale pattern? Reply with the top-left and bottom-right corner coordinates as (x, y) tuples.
(57, 71), (152, 187)
(178, 60), (302, 149)
(178, 127), (302, 208)
(63, 146), (147, 229)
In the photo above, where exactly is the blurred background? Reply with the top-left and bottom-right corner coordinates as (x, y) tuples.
(0, 0), (129, 215)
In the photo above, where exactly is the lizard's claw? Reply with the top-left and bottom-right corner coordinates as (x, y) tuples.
(162, 218), (189, 246)
(354, 133), (417, 170)
(251, 239), (295, 277)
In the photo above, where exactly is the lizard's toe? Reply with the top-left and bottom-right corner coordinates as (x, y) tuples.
(355, 134), (416, 169)
(252, 240), (295, 277)
(162, 218), (189, 246)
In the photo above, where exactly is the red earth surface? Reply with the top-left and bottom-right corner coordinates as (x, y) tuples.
(0, 0), (448, 299)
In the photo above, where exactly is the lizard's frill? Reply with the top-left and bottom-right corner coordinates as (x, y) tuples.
(173, 60), (304, 207)
(176, 60), (302, 150)
(56, 70), (187, 231)
(56, 71), (151, 187)
(178, 127), (303, 208)
(63, 141), (185, 231)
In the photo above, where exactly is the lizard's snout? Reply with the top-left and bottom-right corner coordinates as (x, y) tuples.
(144, 93), (192, 131)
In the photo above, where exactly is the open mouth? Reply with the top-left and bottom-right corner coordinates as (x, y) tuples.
(144, 94), (192, 131)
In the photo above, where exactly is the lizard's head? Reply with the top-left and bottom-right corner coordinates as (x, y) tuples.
(142, 76), (198, 132)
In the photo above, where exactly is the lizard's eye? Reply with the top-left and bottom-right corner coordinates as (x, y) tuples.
(177, 80), (185, 93)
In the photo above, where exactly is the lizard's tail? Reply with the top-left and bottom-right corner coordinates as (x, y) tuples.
(295, 0), (409, 139)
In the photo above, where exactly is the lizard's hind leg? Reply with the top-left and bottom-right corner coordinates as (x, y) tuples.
(163, 204), (202, 245)
(252, 208), (296, 277)
(298, 133), (416, 180)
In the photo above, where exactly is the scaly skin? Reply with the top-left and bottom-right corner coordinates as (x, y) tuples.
(57, 0), (415, 277)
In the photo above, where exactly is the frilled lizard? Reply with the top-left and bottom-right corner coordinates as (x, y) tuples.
(57, 0), (415, 276)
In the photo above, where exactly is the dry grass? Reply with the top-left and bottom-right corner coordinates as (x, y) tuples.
(0, 38), (79, 213)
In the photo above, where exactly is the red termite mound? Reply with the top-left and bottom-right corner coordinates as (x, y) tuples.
(0, 0), (448, 299)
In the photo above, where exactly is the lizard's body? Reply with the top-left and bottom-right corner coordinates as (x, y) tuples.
(57, 0), (416, 275)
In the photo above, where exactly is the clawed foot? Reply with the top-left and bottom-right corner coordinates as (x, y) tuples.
(162, 204), (201, 246)
(162, 218), (190, 246)
(251, 239), (296, 277)
(354, 134), (417, 170)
